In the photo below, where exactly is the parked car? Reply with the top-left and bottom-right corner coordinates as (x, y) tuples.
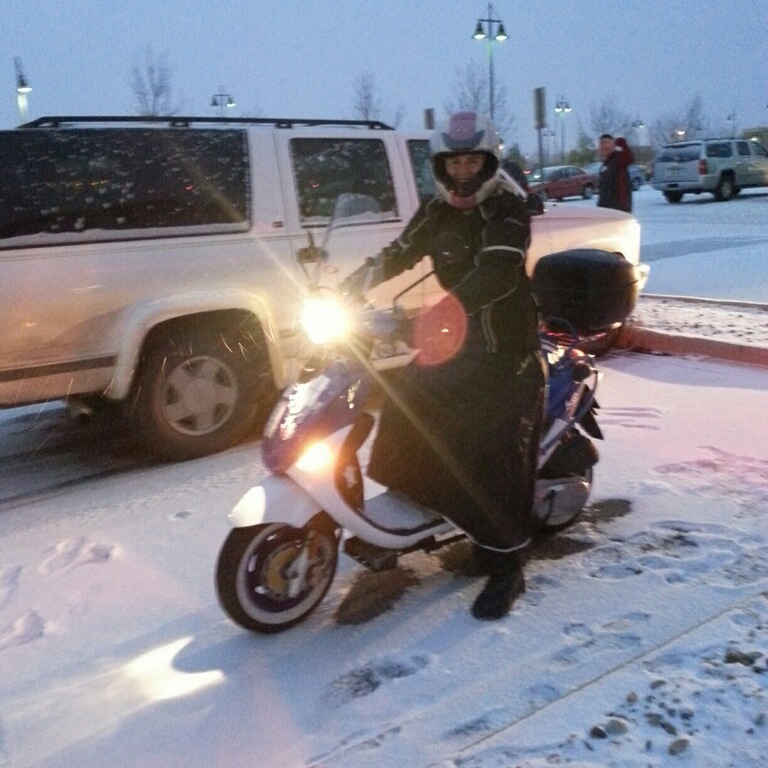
(583, 161), (645, 191)
(0, 115), (647, 460)
(651, 137), (768, 203)
(528, 165), (597, 201)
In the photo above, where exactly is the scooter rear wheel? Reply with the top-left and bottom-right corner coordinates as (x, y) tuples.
(536, 467), (594, 535)
(216, 521), (338, 633)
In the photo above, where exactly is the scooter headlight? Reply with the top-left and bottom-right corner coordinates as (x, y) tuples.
(301, 295), (351, 346)
(295, 440), (334, 472)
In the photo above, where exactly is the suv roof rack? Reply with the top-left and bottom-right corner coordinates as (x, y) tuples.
(20, 115), (395, 130)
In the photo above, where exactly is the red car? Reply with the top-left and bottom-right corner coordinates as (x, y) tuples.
(528, 165), (597, 201)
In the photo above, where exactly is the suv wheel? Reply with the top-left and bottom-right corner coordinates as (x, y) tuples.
(131, 320), (276, 461)
(631, 177), (641, 191)
(714, 174), (735, 202)
(663, 191), (684, 203)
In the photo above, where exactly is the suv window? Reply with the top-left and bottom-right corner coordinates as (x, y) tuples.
(736, 141), (752, 156)
(406, 139), (435, 204)
(0, 129), (250, 243)
(752, 142), (768, 158)
(656, 143), (701, 163)
(706, 142), (732, 159)
(290, 137), (397, 223)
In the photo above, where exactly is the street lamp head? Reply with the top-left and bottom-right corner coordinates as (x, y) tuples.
(472, 6), (506, 120)
(14, 57), (31, 94)
(211, 90), (236, 111)
(16, 75), (31, 95)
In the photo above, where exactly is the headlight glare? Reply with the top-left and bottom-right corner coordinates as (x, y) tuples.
(295, 441), (334, 472)
(301, 296), (350, 345)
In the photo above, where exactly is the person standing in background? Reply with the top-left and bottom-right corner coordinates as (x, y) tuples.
(597, 134), (634, 212)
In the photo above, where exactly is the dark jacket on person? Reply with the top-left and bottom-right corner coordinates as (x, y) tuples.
(366, 181), (545, 551)
(597, 137), (634, 212)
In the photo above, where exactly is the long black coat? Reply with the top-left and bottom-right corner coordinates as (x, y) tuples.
(366, 186), (546, 551)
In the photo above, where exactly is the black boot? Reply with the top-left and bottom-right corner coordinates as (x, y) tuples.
(471, 549), (526, 620)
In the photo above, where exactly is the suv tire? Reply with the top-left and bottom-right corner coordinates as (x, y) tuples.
(714, 174), (735, 202)
(663, 191), (684, 203)
(131, 319), (275, 461)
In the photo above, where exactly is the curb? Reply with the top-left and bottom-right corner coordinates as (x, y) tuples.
(618, 325), (768, 368)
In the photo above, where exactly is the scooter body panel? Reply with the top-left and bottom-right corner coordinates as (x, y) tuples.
(228, 474), (322, 529)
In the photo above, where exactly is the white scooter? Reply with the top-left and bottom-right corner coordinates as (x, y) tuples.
(215, 194), (603, 633)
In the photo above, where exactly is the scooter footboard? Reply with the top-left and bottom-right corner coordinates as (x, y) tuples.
(228, 475), (322, 529)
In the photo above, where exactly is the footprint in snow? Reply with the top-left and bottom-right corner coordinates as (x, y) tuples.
(582, 521), (768, 588)
(0, 610), (45, 652)
(0, 566), (22, 609)
(549, 612), (648, 668)
(38, 537), (116, 575)
(325, 653), (430, 707)
(443, 705), (514, 740)
(443, 681), (564, 743)
(654, 447), (768, 517)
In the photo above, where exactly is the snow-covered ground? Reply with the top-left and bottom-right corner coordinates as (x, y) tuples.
(1, 186), (767, 768)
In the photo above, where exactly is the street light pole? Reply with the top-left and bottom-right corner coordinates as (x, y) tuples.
(631, 118), (645, 146)
(211, 86), (236, 117)
(554, 97), (571, 163)
(543, 128), (556, 165)
(14, 57), (32, 125)
(472, 3), (507, 121)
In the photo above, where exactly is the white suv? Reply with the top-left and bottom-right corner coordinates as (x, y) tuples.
(651, 137), (768, 203)
(0, 115), (646, 460)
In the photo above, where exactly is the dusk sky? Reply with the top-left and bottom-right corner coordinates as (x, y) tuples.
(2, 1), (766, 156)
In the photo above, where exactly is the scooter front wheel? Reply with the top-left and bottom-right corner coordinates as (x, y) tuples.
(215, 520), (338, 633)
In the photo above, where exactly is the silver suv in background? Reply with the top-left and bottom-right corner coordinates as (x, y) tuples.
(651, 137), (768, 203)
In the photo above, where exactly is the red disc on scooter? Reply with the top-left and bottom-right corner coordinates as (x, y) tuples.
(412, 294), (468, 367)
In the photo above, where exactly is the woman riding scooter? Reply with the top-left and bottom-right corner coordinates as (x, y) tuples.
(342, 111), (546, 620)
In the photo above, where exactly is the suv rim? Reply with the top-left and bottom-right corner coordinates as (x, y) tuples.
(161, 354), (238, 436)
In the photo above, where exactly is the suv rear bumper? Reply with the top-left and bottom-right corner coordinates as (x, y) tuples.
(652, 180), (707, 193)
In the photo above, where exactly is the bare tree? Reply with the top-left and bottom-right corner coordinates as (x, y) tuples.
(651, 94), (711, 146)
(589, 96), (633, 140)
(444, 61), (517, 146)
(131, 46), (177, 117)
(571, 130), (600, 167)
(352, 72), (382, 121)
(351, 72), (405, 127)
